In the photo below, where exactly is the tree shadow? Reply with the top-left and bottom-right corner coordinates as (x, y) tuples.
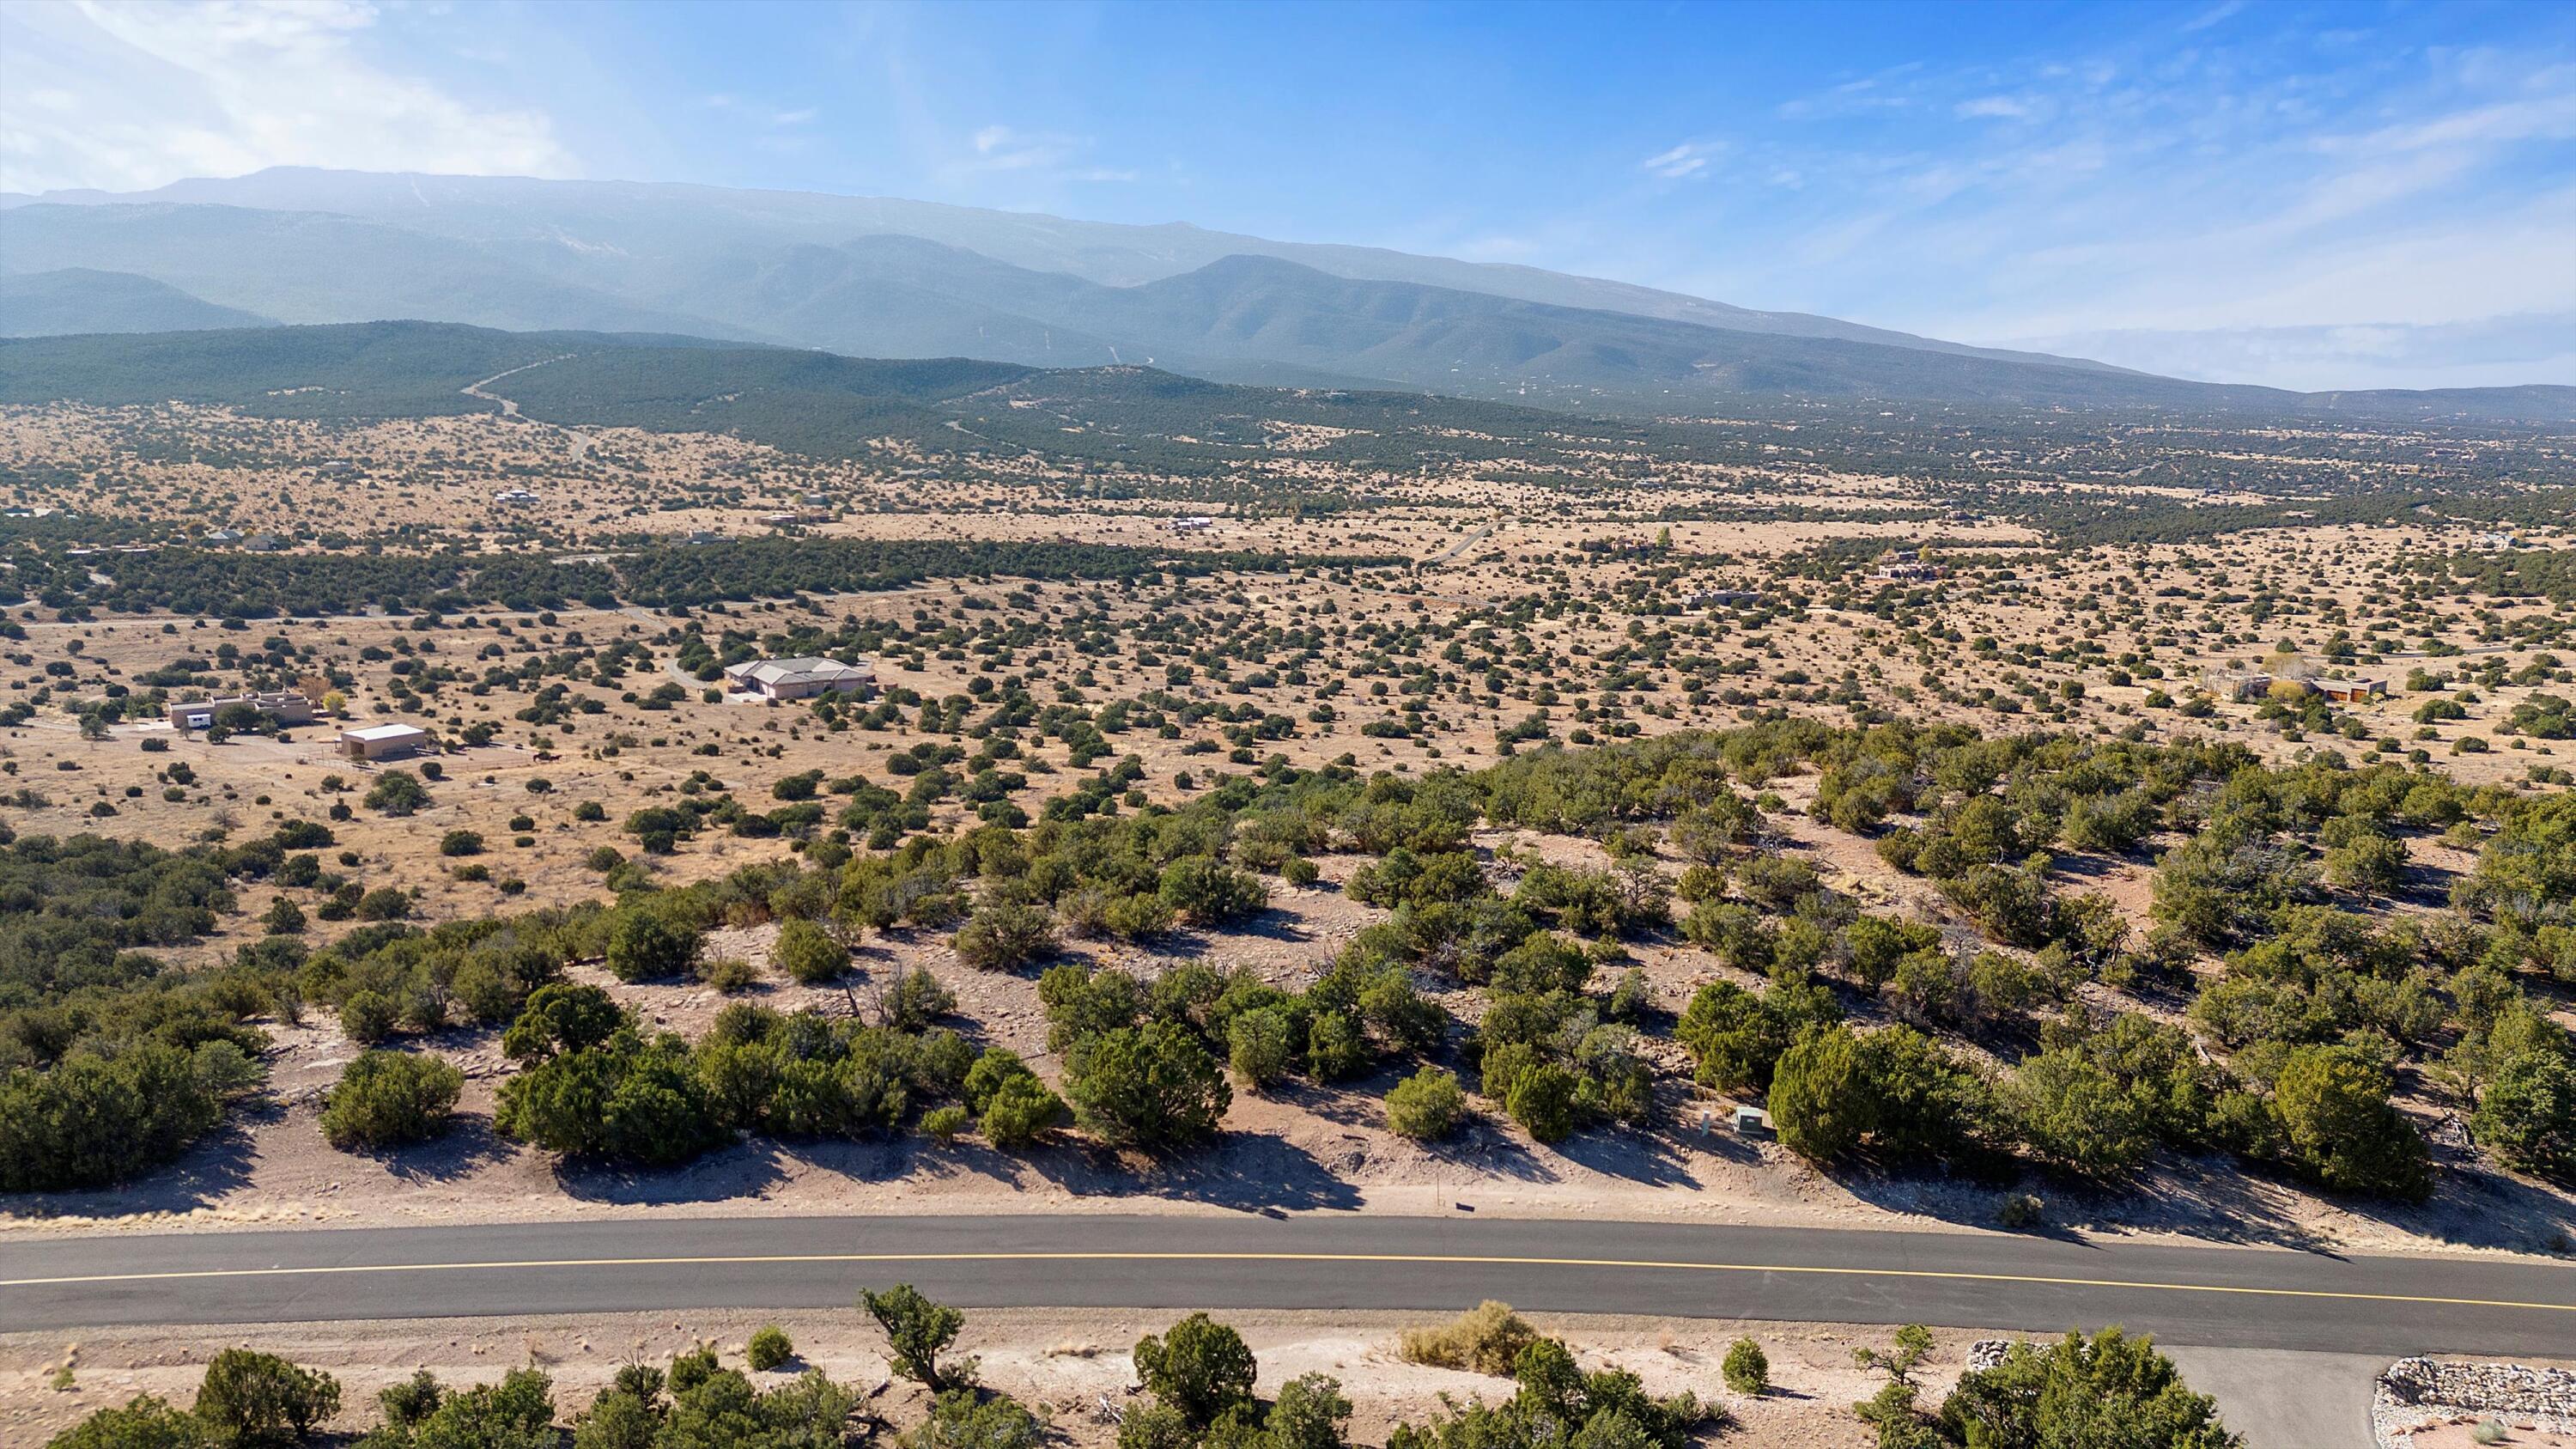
(1548, 1124), (1702, 1190)
(380, 1113), (519, 1184)
(1417, 1119), (1561, 1186)
(1017, 1131), (1365, 1213)
(552, 1138), (792, 1206)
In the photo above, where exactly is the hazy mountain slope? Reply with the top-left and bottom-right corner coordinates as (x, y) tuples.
(654, 243), (2283, 411)
(0, 203), (771, 342)
(0, 167), (2128, 372)
(0, 320), (750, 417)
(0, 269), (274, 337)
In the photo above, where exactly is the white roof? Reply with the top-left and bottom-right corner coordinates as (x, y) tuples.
(342, 723), (428, 742)
(726, 656), (873, 685)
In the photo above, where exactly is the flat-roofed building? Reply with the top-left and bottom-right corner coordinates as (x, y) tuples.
(339, 722), (429, 760)
(723, 656), (878, 701)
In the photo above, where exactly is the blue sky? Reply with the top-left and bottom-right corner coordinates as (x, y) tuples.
(3, 0), (2571, 389)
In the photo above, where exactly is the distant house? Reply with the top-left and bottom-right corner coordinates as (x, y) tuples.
(1874, 562), (1946, 581)
(493, 488), (540, 504)
(1688, 589), (1766, 609)
(202, 528), (242, 545)
(2472, 531), (2525, 551)
(2202, 667), (2275, 703)
(239, 533), (289, 551)
(723, 656), (878, 701)
(339, 722), (429, 761)
(2317, 679), (2389, 703)
(1171, 515), (1216, 533)
(167, 691), (316, 731)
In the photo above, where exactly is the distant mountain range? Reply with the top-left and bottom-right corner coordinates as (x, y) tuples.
(3, 167), (2569, 423)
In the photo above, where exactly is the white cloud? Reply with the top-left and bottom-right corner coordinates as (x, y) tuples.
(1955, 95), (2033, 120)
(1640, 142), (1718, 180)
(0, 0), (574, 193)
(969, 124), (1085, 172)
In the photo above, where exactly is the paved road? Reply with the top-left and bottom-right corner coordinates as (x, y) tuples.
(5, 1215), (2571, 1358)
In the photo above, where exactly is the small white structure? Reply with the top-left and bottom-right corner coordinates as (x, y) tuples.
(494, 488), (540, 504)
(724, 656), (877, 701)
(1171, 515), (1215, 533)
(339, 722), (428, 761)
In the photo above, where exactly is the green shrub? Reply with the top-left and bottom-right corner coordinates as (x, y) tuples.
(772, 918), (847, 985)
(860, 1284), (975, 1392)
(42, 1395), (210, 1449)
(980, 1075), (1068, 1149)
(1384, 1067), (1467, 1142)
(605, 908), (698, 983)
(1133, 1313), (1255, 1427)
(1722, 1337), (1768, 1395)
(319, 1050), (464, 1151)
(0, 1046), (222, 1192)
(1504, 1061), (1579, 1143)
(1228, 1008), (1294, 1090)
(1937, 1328), (2239, 1448)
(338, 989), (399, 1044)
(746, 1325), (795, 1373)
(1065, 1022), (1230, 1150)
(1396, 1301), (1535, 1376)
(194, 1349), (342, 1445)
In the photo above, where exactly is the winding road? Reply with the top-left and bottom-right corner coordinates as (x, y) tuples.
(5, 1215), (2571, 1359)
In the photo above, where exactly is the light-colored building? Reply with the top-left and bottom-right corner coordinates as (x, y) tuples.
(494, 488), (540, 504)
(2201, 667), (2275, 703)
(1171, 515), (1216, 533)
(723, 656), (878, 701)
(339, 722), (429, 760)
(167, 691), (316, 731)
(2317, 679), (2389, 703)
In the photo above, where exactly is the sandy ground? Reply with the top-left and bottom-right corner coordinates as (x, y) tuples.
(0, 1308), (1997, 1447)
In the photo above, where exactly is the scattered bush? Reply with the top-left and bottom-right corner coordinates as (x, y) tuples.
(746, 1325), (795, 1372)
(1722, 1337), (1769, 1396)
(1397, 1301), (1537, 1376)
(1385, 1066), (1467, 1141)
(319, 1049), (464, 1151)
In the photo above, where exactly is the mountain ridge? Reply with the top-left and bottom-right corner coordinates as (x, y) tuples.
(1, 169), (2566, 423)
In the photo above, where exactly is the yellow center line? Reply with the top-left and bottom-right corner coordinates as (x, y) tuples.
(3, 1249), (2571, 1315)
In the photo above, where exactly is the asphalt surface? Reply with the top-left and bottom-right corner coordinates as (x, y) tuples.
(5, 1215), (2573, 1358)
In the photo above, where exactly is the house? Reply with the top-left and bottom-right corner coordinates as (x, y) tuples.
(2201, 667), (2275, 703)
(203, 528), (242, 545)
(1873, 562), (1946, 581)
(1688, 589), (1766, 609)
(339, 722), (429, 761)
(723, 656), (878, 701)
(239, 533), (289, 551)
(167, 691), (317, 731)
(1171, 515), (1216, 533)
(493, 488), (540, 504)
(2317, 678), (2389, 703)
(2472, 531), (2525, 551)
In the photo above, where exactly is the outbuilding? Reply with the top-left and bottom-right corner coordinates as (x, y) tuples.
(339, 722), (429, 761)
